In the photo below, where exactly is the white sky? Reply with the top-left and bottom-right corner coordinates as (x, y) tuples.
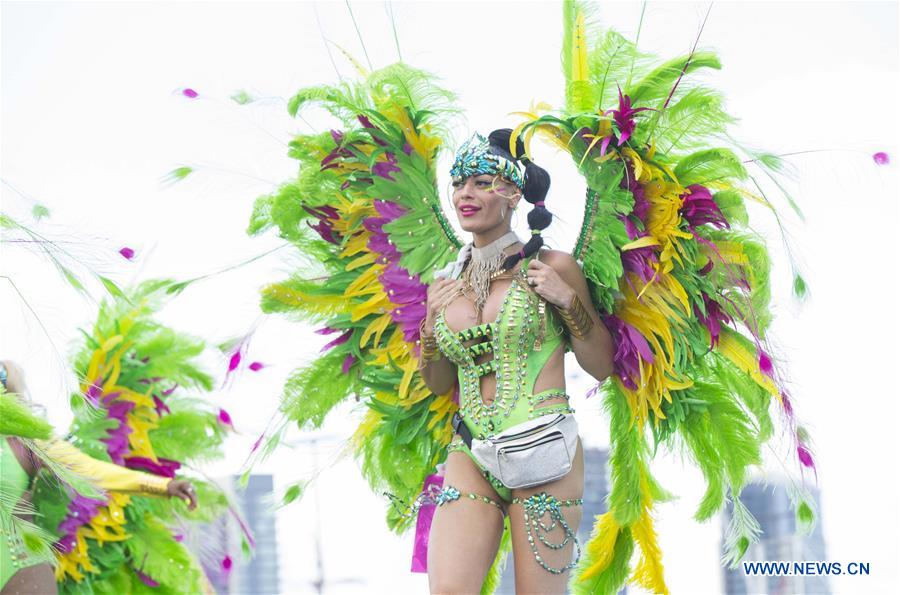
(2, 1), (899, 594)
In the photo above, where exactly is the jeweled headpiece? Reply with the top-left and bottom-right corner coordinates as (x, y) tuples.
(449, 132), (525, 190)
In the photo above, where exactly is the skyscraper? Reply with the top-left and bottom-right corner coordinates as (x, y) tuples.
(191, 474), (281, 595)
(723, 482), (828, 595)
(234, 474), (281, 595)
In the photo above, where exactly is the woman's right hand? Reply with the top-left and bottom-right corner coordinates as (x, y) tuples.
(425, 277), (462, 333)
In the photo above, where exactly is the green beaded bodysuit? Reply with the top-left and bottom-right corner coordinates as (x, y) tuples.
(434, 254), (574, 501)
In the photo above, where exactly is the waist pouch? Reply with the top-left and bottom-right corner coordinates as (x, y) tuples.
(469, 413), (579, 489)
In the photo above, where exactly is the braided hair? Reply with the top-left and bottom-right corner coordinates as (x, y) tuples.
(486, 129), (552, 271)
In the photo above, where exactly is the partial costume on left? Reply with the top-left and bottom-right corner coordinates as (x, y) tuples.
(1, 384), (58, 589)
(30, 281), (237, 593)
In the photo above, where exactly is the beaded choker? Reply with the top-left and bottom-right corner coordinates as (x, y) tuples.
(462, 231), (521, 314)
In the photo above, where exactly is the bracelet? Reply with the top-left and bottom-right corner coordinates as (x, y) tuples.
(419, 319), (442, 363)
(554, 293), (594, 340)
(141, 475), (171, 496)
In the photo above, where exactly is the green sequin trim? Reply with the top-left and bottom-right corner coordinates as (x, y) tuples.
(573, 188), (599, 260)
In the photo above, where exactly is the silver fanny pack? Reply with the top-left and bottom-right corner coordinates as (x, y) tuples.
(470, 413), (579, 489)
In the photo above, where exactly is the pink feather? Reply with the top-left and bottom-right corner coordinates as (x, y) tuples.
(758, 350), (774, 377)
(797, 443), (815, 470)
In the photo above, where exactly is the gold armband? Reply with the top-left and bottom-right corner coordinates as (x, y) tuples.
(140, 475), (171, 496)
(555, 293), (594, 340)
(419, 319), (442, 364)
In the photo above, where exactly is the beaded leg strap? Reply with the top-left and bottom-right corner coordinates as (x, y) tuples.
(510, 492), (583, 575)
(391, 484), (505, 518)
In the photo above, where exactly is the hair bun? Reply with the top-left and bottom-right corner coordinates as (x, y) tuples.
(488, 128), (526, 161)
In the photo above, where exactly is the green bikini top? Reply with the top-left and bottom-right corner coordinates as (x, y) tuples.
(433, 255), (570, 437)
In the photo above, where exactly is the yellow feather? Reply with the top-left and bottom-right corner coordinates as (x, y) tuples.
(629, 473), (670, 595)
(384, 103), (441, 168)
(534, 124), (572, 152)
(622, 236), (660, 251)
(427, 393), (457, 430)
(101, 335), (123, 353)
(572, 10), (589, 82)
(579, 513), (622, 580)
(578, 134), (604, 167)
(330, 43), (369, 77)
(345, 265), (383, 297)
(350, 292), (390, 322)
(716, 328), (781, 400)
(622, 147), (644, 181)
(346, 252), (377, 271)
(262, 284), (350, 316)
(340, 230), (370, 259)
(351, 409), (383, 448)
(510, 121), (529, 158)
(398, 359), (414, 400)
(360, 313), (392, 349)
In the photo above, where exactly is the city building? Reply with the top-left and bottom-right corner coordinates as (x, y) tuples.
(191, 474), (281, 595)
(723, 482), (828, 595)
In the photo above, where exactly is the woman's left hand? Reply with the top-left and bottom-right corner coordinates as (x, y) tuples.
(167, 479), (198, 510)
(526, 259), (576, 308)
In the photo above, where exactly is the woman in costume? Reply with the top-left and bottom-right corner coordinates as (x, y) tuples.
(0, 360), (197, 594)
(420, 129), (614, 593)
(237, 2), (820, 592)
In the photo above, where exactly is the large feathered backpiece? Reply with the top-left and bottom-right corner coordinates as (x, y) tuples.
(504, 2), (816, 593)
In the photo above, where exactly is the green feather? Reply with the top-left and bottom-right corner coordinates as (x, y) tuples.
(721, 496), (761, 568)
(675, 378), (762, 521)
(571, 526), (635, 595)
(0, 389), (53, 439)
(126, 517), (203, 592)
(627, 51), (721, 106)
(587, 30), (655, 113)
(603, 383), (646, 525)
(280, 351), (360, 429)
(711, 189), (749, 227)
(652, 87), (735, 153)
(150, 405), (226, 464)
(674, 148), (748, 186)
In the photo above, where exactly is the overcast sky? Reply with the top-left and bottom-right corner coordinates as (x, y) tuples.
(2, 1), (899, 593)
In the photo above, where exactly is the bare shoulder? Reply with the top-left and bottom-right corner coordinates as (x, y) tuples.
(537, 249), (581, 276)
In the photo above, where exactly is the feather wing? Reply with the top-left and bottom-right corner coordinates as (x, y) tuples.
(518, 3), (817, 593)
(251, 63), (463, 528)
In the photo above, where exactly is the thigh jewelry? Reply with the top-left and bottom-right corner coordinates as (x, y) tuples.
(390, 484), (505, 518)
(511, 491), (583, 575)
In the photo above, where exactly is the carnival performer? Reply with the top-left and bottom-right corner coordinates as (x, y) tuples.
(0, 360), (196, 594)
(237, 2), (819, 592)
(420, 129), (613, 593)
